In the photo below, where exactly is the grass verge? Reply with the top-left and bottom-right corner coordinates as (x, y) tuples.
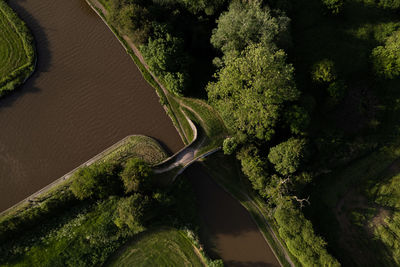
(105, 227), (205, 267)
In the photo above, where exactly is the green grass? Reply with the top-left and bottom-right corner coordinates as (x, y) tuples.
(180, 97), (228, 155)
(106, 228), (205, 267)
(0, 1), (35, 95)
(100, 135), (167, 165)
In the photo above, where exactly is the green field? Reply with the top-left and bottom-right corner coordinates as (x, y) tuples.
(0, 1), (35, 95)
(106, 228), (205, 267)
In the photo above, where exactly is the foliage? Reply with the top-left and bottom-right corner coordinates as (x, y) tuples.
(207, 43), (299, 142)
(153, 0), (227, 15)
(377, 0), (400, 9)
(312, 59), (337, 83)
(108, 0), (151, 44)
(140, 24), (189, 95)
(0, 1), (35, 96)
(237, 146), (268, 195)
(210, 0), (290, 55)
(321, 0), (344, 14)
(120, 158), (152, 193)
(70, 162), (122, 200)
(371, 30), (400, 79)
(327, 80), (346, 100)
(114, 194), (149, 232)
(222, 137), (238, 155)
(284, 105), (310, 135)
(268, 138), (307, 176)
(274, 201), (340, 266)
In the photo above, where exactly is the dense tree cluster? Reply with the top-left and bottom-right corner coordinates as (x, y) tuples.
(210, 0), (290, 55)
(207, 1), (339, 265)
(371, 30), (400, 79)
(141, 24), (189, 95)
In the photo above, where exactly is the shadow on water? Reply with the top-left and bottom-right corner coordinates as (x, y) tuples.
(0, 0), (52, 110)
(184, 163), (280, 267)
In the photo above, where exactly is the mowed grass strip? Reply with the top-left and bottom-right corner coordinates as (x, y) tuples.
(106, 228), (204, 267)
(0, 1), (35, 94)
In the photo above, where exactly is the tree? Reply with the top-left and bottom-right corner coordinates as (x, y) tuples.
(140, 24), (189, 95)
(274, 201), (340, 266)
(312, 59), (337, 83)
(322, 0), (344, 14)
(207, 43), (299, 142)
(371, 30), (400, 79)
(222, 137), (238, 155)
(114, 194), (149, 232)
(210, 0), (290, 55)
(268, 138), (307, 176)
(70, 162), (122, 200)
(120, 158), (152, 193)
(237, 146), (268, 194)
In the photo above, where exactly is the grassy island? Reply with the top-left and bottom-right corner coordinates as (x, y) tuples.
(0, 1), (35, 96)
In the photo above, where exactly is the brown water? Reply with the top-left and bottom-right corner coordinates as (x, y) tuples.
(186, 163), (280, 267)
(0, 0), (183, 212)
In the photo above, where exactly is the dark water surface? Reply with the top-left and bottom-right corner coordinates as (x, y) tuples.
(186, 163), (280, 267)
(0, 0), (183, 212)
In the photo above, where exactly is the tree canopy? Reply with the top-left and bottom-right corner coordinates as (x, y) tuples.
(70, 162), (122, 200)
(210, 0), (290, 55)
(268, 138), (307, 176)
(207, 43), (299, 142)
(120, 158), (152, 194)
(372, 30), (400, 79)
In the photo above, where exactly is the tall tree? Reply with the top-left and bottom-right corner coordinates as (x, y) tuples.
(207, 43), (299, 142)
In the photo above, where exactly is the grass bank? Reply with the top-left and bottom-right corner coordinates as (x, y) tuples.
(0, 0), (35, 96)
(106, 228), (206, 267)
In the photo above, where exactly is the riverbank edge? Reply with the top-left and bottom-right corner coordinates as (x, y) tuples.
(201, 153), (301, 267)
(85, 0), (192, 145)
(0, 1), (36, 97)
(0, 135), (166, 218)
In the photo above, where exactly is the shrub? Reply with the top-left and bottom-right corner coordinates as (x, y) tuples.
(312, 59), (337, 83)
(120, 158), (152, 193)
(322, 0), (344, 14)
(114, 194), (149, 232)
(70, 162), (122, 200)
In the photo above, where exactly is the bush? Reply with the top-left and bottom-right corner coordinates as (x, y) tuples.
(114, 194), (149, 232)
(120, 158), (152, 193)
(70, 162), (122, 200)
(322, 0), (344, 14)
(312, 59), (337, 83)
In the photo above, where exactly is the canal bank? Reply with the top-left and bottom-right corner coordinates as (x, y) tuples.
(0, 0), (183, 212)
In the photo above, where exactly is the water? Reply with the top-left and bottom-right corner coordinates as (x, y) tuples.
(186, 163), (280, 267)
(0, 0), (183, 212)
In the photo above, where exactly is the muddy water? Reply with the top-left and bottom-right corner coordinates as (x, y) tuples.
(186, 163), (280, 267)
(0, 0), (183, 212)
